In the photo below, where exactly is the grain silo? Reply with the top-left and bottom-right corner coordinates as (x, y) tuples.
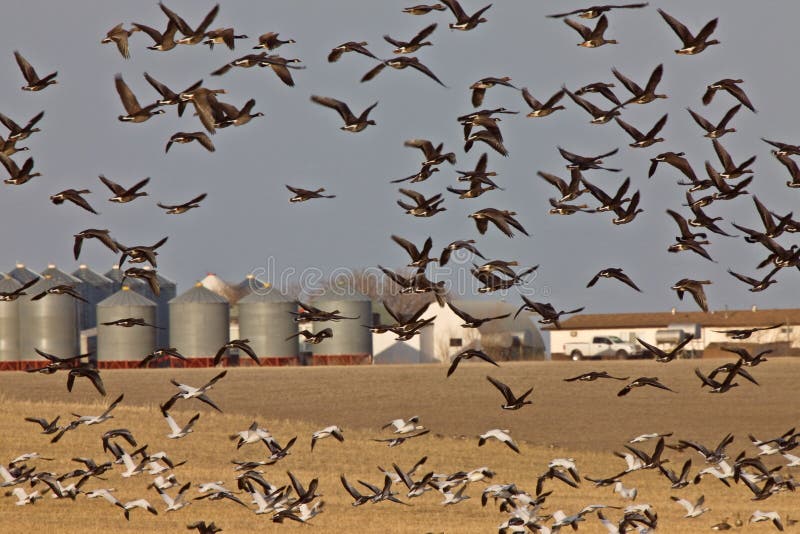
(0, 275), (21, 366)
(96, 286), (157, 366)
(19, 275), (79, 361)
(8, 263), (40, 285)
(310, 294), (372, 364)
(72, 265), (114, 331)
(40, 264), (81, 286)
(238, 281), (298, 364)
(169, 283), (229, 364)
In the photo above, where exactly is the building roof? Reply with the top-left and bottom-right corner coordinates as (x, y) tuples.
(40, 264), (81, 284)
(98, 286), (156, 307)
(72, 265), (113, 286)
(238, 280), (291, 303)
(0, 274), (21, 292)
(545, 307), (800, 330)
(8, 263), (40, 284)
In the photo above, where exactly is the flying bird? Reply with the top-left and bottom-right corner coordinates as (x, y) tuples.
(311, 95), (377, 132)
(285, 185), (336, 202)
(447, 349), (499, 377)
(586, 268), (642, 292)
(157, 193), (207, 214)
(13, 51), (57, 91)
(486, 375), (533, 410)
(657, 8), (719, 55)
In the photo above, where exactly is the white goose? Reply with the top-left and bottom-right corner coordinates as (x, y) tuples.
(230, 421), (273, 448)
(311, 425), (344, 451)
(72, 393), (124, 425)
(382, 416), (424, 434)
(614, 481), (638, 500)
(161, 406), (200, 439)
(750, 510), (783, 531)
(478, 429), (520, 453)
(9, 487), (43, 505)
(156, 481), (191, 511)
(671, 494), (710, 518)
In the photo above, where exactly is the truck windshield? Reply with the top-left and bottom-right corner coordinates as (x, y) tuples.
(607, 336), (625, 343)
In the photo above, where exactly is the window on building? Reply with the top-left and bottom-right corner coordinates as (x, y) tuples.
(449, 338), (462, 347)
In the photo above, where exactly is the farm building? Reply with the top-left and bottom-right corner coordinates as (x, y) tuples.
(546, 307), (800, 360)
(373, 300), (546, 365)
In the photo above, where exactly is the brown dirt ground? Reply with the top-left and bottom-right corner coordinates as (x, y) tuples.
(0, 359), (798, 533)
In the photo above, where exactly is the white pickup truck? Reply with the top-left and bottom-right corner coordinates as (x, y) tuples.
(563, 336), (642, 361)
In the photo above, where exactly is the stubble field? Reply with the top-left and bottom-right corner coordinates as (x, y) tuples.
(1, 358), (798, 533)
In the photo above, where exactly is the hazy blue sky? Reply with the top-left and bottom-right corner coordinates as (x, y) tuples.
(0, 1), (797, 314)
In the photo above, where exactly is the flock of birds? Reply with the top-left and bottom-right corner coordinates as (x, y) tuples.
(2, 0), (800, 532)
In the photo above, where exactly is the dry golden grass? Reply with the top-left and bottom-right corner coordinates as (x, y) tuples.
(1, 359), (799, 533)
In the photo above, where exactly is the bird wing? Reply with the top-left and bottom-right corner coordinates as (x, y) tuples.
(408, 59), (447, 87)
(564, 18), (591, 40)
(486, 375), (514, 403)
(657, 9), (692, 43)
(686, 108), (714, 132)
(114, 75), (141, 114)
(360, 62), (387, 83)
(718, 104), (742, 128)
(310, 95), (354, 123)
(14, 51), (39, 83)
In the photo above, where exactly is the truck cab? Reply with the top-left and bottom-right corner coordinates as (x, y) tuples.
(564, 335), (641, 360)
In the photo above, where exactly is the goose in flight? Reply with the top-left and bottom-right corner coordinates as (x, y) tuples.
(671, 494), (709, 518)
(164, 370), (227, 412)
(617, 377), (676, 396)
(672, 278), (711, 312)
(98, 175), (150, 203)
(0, 276), (39, 301)
(441, 0), (491, 31)
(311, 426), (344, 451)
(563, 14), (617, 47)
(139, 348), (187, 368)
(157, 193), (207, 214)
(447, 349), (499, 377)
(547, 3), (648, 19)
(564, 371), (629, 382)
(8, 487), (44, 505)
(327, 41), (377, 63)
(13, 51), (57, 91)
(382, 416), (424, 434)
(384, 22), (437, 54)
(657, 9), (719, 55)
(214, 339), (260, 366)
(102, 23), (140, 59)
(311, 95), (377, 132)
(114, 74), (164, 123)
(87, 488), (158, 520)
(447, 301), (509, 328)
(160, 406), (200, 439)
(714, 324), (782, 340)
(478, 429), (519, 453)
(102, 317), (162, 328)
(587, 267), (642, 292)
(372, 429), (430, 447)
(49, 189), (98, 214)
(67, 366), (106, 396)
(636, 335), (694, 362)
(285, 328), (333, 344)
(31, 284), (88, 303)
(703, 78), (756, 112)
(285, 185), (335, 202)
(71, 393), (124, 426)
(486, 375), (533, 410)
(156, 482), (192, 512)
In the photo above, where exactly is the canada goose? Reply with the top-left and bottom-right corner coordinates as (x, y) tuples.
(203, 28), (248, 49)
(49, 189), (98, 214)
(291, 301), (359, 322)
(687, 104), (740, 138)
(74, 230), (118, 261)
(390, 164), (439, 184)
(66, 366), (106, 396)
(160, 3), (219, 45)
(285, 328), (333, 344)
(285, 185), (336, 202)
(28, 347), (91, 374)
(470, 76), (516, 107)
(720, 346), (772, 367)
(575, 81), (622, 104)
(564, 86), (624, 124)
(587, 268), (642, 292)
(133, 19), (179, 51)
(139, 348), (187, 367)
(617, 377), (675, 396)
(657, 9), (719, 55)
(213, 98), (263, 127)
(469, 208), (527, 237)
(142, 73), (202, 117)
(362, 56), (447, 87)
(328, 41), (378, 62)
(564, 371), (629, 382)
(613, 64), (665, 105)
(404, 138), (456, 166)
(521, 87), (566, 117)
(612, 191), (643, 225)
(464, 127), (508, 156)
(102, 317), (161, 328)
(115, 74), (164, 123)
(558, 146), (620, 171)
(712, 139), (755, 179)
(0, 134), (28, 156)
(447, 301), (509, 328)
(31, 284), (88, 303)
(166, 131), (215, 153)
(636, 335), (694, 362)
(538, 169), (586, 203)
(397, 188), (446, 217)
(13, 51), (57, 91)
(712, 323), (783, 340)
(581, 175), (631, 212)
(514, 297), (584, 327)
(212, 52), (269, 76)
(478, 429), (519, 453)
(121, 267), (160, 296)
(486, 375), (533, 410)
(164, 370), (227, 412)
(615, 113), (668, 147)
(547, 3), (648, 19)
(384, 23), (437, 54)
(160, 406), (200, 439)
(0, 110), (44, 141)
(157, 193), (207, 214)
(102, 23), (140, 59)
(440, 239), (485, 266)
(0, 276), (39, 301)
(98, 175), (149, 203)
(0, 152), (40, 184)
(672, 278), (711, 312)
(179, 86), (226, 133)
(340, 475), (372, 506)
(391, 235), (437, 268)
(117, 236), (168, 268)
(214, 339), (261, 366)
(703, 78), (755, 112)
(441, 0), (492, 31)
(310, 426), (344, 451)
(24, 415), (62, 435)
(447, 349), (499, 377)
(311, 95), (377, 132)
(706, 162), (751, 201)
(648, 151), (697, 182)
(257, 54), (305, 86)
(727, 268), (780, 292)
(254, 32), (295, 50)
(564, 14), (617, 47)
(403, 4), (447, 15)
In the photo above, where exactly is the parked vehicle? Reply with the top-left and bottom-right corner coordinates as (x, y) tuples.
(563, 336), (642, 360)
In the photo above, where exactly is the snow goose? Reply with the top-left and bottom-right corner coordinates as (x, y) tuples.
(478, 429), (520, 453)
(160, 406), (200, 439)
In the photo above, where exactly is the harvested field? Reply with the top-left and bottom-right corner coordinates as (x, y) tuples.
(1, 359), (799, 533)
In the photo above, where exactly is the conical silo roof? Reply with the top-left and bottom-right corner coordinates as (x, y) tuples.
(72, 265), (113, 287)
(170, 283), (229, 304)
(98, 286), (157, 307)
(39, 264), (81, 285)
(201, 273), (241, 303)
(0, 274), (21, 292)
(238, 280), (291, 303)
(8, 263), (40, 285)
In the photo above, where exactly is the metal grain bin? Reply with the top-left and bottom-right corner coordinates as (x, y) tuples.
(310, 295), (372, 362)
(97, 287), (157, 363)
(8, 263), (40, 285)
(40, 264), (81, 285)
(19, 275), (79, 360)
(238, 282), (298, 361)
(169, 283), (229, 360)
(131, 269), (176, 348)
(0, 275), (21, 363)
(72, 265), (114, 331)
